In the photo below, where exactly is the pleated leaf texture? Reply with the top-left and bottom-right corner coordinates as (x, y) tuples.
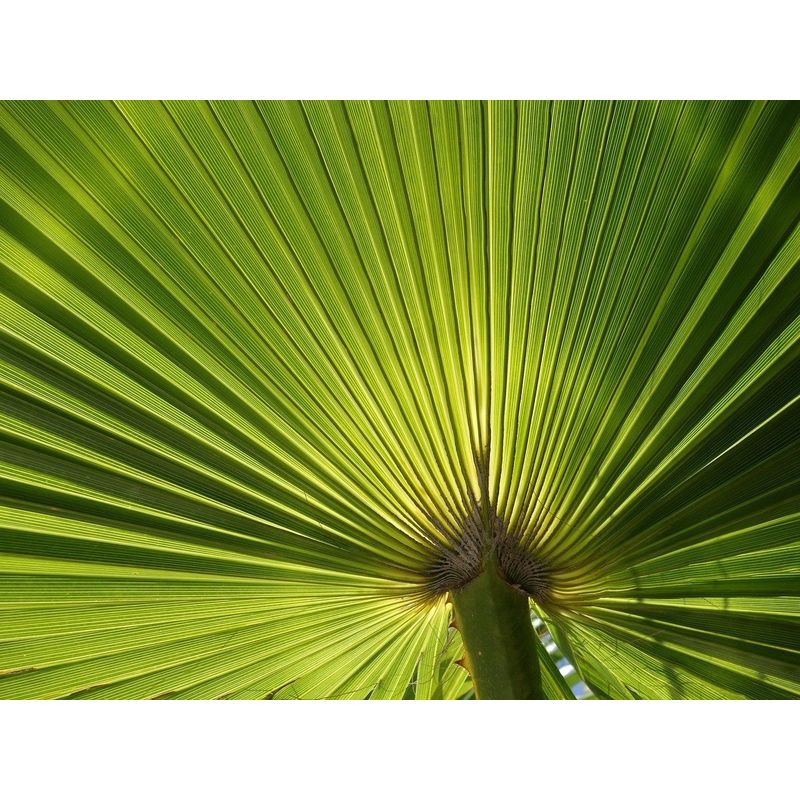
(1, 100), (799, 700)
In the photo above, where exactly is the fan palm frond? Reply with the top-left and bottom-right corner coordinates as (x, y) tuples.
(1, 100), (798, 698)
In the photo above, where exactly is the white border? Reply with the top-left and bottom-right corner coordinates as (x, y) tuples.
(1, 701), (795, 799)
(2, 1), (799, 99)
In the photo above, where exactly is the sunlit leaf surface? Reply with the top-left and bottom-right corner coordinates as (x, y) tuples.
(1, 101), (798, 698)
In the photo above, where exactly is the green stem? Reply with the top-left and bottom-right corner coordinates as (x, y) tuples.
(451, 552), (543, 699)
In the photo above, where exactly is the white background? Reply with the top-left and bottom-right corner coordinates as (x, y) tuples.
(1, 701), (795, 798)
(2, 0), (799, 98)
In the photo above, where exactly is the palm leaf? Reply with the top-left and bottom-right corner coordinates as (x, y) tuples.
(0, 100), (798, 699)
